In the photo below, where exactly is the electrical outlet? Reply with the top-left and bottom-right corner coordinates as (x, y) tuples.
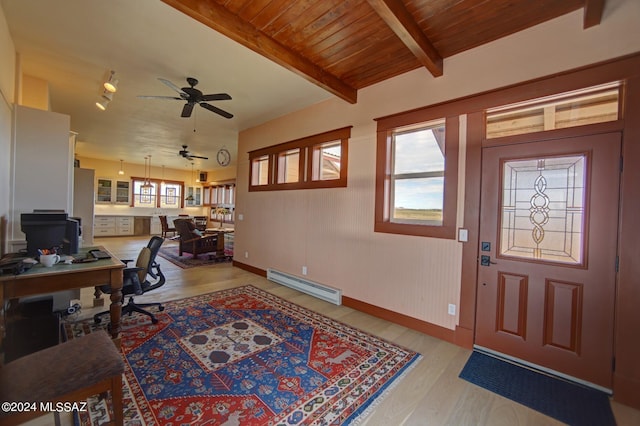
(302, 266), (308, 275)
(448, 304), (456, 315)
(244, 251), (249, 259)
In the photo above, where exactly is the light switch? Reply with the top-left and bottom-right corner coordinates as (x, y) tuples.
(458, 228), (468, 242)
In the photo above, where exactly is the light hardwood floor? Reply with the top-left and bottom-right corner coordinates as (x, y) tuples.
(25, 236), (640, 425)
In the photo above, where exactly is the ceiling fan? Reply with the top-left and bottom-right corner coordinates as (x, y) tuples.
(178, 145), (208, 160)
(139, 77), (233, 119)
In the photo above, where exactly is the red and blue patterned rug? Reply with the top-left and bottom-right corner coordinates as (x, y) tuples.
(66, 285), (421, 425)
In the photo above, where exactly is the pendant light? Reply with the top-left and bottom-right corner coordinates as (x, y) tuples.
(118, 159), (125, 175)
(141, 156), (152, 189)
(185, 162), (195, 201)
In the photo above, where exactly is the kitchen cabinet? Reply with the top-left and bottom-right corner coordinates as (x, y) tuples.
(96, 179), (130, 204)
(94, 216), (134, 236)
(185, 186), (202, 207)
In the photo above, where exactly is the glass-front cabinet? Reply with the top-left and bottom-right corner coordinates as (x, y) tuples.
(185, 186), (202, 207)
(96, 178), (130, 204)
(96, 179), (113, 203)
(115, 181), (130, 203)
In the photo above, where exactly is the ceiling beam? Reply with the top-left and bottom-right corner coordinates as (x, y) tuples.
(366, 0), (443, 77)
(161, 0), (358, 104)
(583, 0), (605, 28)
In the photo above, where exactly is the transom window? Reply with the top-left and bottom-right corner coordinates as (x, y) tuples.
(249, 126), (351, 191)
(486, 82), (620, 139)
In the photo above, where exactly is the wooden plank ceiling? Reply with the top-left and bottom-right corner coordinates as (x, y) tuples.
(162, 0), (604, 104)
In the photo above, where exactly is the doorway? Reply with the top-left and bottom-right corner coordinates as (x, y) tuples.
(475, 132), (621, 390)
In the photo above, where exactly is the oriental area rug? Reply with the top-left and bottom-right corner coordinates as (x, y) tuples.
(64, 285), (422, 425)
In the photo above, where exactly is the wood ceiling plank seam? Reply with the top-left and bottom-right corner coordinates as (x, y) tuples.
(161, 0), (357, 103)
(221, 0), (252, 15)
(583, 0), (605, 29)
(422, 0), (584, 56)
(248, 0), (299, 31)
(273, 0), (360, 45)
(302, 7), (392, 64)
(258, 0), (342, 37)
(286, 2), (374, 50)
(422, 0), (583, 36)
(236, 0), (273, 21)
(343, 54), (420, 84)
(366, 0), (443, 76)
(343, 55), (422, 88)
(311, 21), (408, 73)
(404, 0), (456, 21)
(337, 42), (422, 87)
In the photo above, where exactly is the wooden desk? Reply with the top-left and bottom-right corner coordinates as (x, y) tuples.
(0, 246), (124, 349)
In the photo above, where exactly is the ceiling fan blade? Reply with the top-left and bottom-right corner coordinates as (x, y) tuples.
(200, 102), (233, 119)
(158, 78), (187, 96)
(190, 155), (209, 160)
(201, 93), (232, 102)
(181, 103), (195, 118)
(137, 95), (183, 100)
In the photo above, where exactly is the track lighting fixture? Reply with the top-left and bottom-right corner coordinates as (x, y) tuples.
(95, 71), (118, 110)
(95, 88), (114, 110)
(104, 70), (118, 93)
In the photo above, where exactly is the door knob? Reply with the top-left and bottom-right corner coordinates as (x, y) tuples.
(480, 255), (497, 266)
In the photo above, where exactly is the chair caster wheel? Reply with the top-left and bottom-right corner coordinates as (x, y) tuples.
(159, 306), (165, 312)
(151, 318), (158, 324)
(94, 318), (102, 324)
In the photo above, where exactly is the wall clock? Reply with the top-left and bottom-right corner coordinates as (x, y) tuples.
(217, 148), (231, 166)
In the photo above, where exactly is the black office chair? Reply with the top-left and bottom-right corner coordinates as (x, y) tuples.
(94, 236), (166, 325)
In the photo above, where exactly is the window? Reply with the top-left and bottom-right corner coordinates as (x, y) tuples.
(277, 148), (301, 184)
(486, 82), (620, 139)
(375, 115), (458, 239)
(391, 121), (446, 226)
(251, 155), (270, 186)
(312, 140), (342, 181)
(132, 177), (184, 208)
(161, 182), (182, 208)
(249, 126), (351, 191)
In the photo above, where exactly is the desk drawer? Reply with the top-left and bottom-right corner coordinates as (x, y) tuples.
(94, 217), (116, 227)
(94, 227), (116, 236)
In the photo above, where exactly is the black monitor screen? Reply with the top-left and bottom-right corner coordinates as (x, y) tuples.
(21, 212), (73, 256)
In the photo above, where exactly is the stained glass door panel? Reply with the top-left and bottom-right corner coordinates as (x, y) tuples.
(500, 155), (586, 265)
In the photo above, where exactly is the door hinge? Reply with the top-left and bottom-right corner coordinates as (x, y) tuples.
(620, 156), (623, 172)
(615, 256), (619, 273)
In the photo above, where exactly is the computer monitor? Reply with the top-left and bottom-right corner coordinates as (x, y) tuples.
(20, 212), (80, 256)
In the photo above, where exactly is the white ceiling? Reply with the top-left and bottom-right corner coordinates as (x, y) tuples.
(1, 0), (332, 171)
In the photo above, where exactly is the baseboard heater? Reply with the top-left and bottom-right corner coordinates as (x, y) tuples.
(267, 268), (342, 305)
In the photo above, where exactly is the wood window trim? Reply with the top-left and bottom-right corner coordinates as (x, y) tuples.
(374, 114), (458, 239)
(248, 126), (351, 191)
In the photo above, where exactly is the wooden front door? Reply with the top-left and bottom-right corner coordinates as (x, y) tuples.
(475, 132), (621, 390)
